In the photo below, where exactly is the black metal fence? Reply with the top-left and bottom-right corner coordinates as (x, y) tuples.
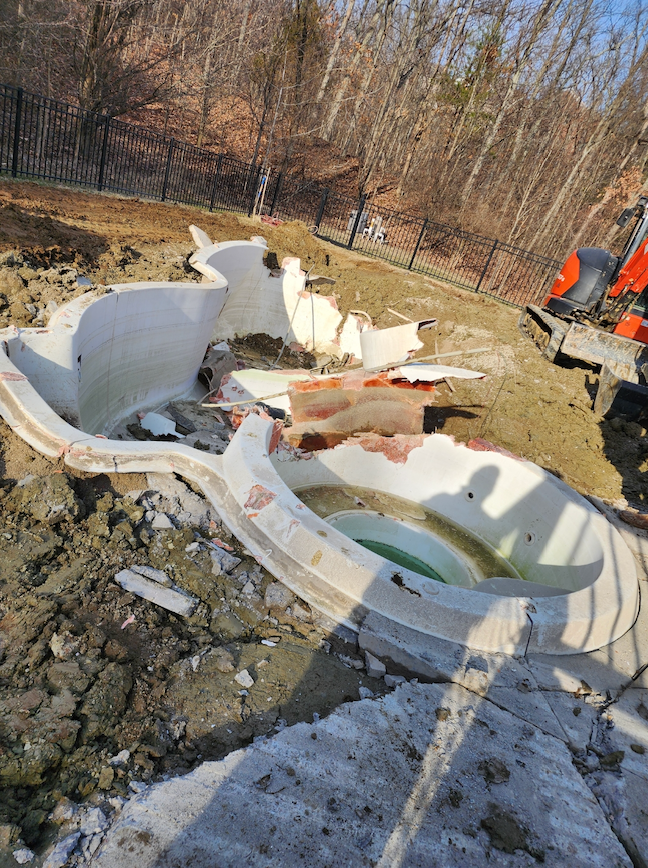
(0, 83), (560, 307)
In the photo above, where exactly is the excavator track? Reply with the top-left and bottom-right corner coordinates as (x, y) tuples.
(518, 305), (568, 363)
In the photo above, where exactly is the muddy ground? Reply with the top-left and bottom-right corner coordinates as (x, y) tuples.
(0, 178), (646, 862)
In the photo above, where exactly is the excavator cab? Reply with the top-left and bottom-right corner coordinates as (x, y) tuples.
(542, 196), (648, 320)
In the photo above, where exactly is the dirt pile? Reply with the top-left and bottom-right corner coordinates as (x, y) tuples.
(0, 470), (379, 858)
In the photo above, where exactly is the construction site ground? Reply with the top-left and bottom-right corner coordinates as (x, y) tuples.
(0, 178), (646, 867)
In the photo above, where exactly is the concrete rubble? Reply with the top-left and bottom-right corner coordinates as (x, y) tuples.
(114, 570), (199, 617)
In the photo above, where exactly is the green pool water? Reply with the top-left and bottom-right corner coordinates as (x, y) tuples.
(355, 539), (446, 583)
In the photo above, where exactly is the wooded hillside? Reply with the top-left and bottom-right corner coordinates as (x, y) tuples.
(2, 0), (647, 259)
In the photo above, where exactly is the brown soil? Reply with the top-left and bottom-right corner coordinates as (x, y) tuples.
(0, 176), (645, 858)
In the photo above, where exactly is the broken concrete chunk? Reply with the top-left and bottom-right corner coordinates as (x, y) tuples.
(234, 669), (255, 689)
(264, 582), (295, 610)
(108, 749), (130, 767)
(209, 546), (241, 574)
(146, 473), (216, 529)
(114, 569), (198, 617)
(151, 514), (175, 530)
(130, 565), (173, 587)
(42, 832), (80, 868)
(79, 807), (109, 837)
(364, 651), (386, 679)
(384, 674), (407, 688)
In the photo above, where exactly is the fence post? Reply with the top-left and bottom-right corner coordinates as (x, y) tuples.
(97, 116), (111, 192)
(247, 166), (261, 217)
(161, 138), (175, 202)
(11, 87), (23, 178)
(268, 171), (284, 217)
(476, 239), (499, 292)
(315, 188), (330, 230)
(348, 194), (367, 249)
(408, 219), (428, 270)
(209, 153), (224, 212)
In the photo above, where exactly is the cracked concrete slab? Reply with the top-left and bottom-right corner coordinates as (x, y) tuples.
(526, 593), (648, 697)
(89, 682), (632, 868)
(608, 688), (648, 778)
(540, 691), (599, 750)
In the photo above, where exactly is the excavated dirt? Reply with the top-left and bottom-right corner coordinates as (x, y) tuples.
(0, 177), (646, 860)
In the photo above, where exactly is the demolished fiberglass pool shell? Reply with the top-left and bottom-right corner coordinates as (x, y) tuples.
(0, 246), (639, 656)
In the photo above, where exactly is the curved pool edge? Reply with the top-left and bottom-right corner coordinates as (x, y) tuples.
(0, 345), (639, 657)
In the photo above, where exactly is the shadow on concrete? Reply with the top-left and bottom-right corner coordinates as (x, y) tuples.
(88, 455), (648, 868)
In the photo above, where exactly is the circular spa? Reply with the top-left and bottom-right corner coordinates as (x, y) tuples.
(266, 429), (640, 655)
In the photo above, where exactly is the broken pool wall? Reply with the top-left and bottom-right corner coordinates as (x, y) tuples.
(0, 246), (639, 657)
(1, 278), (228, 435)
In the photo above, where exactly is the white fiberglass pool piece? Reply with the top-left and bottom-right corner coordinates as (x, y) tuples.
(0, 275), (638, 655)
(0, 278), (229, 435)
(189, 237), (368, 358)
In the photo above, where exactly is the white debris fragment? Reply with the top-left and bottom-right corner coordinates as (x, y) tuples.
(79, 807), (109, 837)
(108, 749), (131, 767)
(241, 580), (256, 595)
(234, 669), (255, 688)
(209, 546), (241, 574)
(151, 513), (175, 530)
(81, 833), (104, 859)
(392, 363), (486, 383)
(337, 654), (364, 670)
(360, 319), (436, 371)
(12, 849), (35, 864)
(128, 781), (147, 794)
(359, 687), (375, 699)
(189, 224), (213, 249)
(261, 639), (277, 647)
(216, 368), (311, 413)
(141, 412), (185, 439)
(42, 833), (80, 868)
(384, 674), (407, 688)
(130, 565), (173, 587)
(185, 542), (200, 553)
(114, 569), (198, 617)
(365, 651), (386, 679)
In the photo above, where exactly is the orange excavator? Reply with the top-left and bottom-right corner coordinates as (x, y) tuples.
(521, 196), (648, 416)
